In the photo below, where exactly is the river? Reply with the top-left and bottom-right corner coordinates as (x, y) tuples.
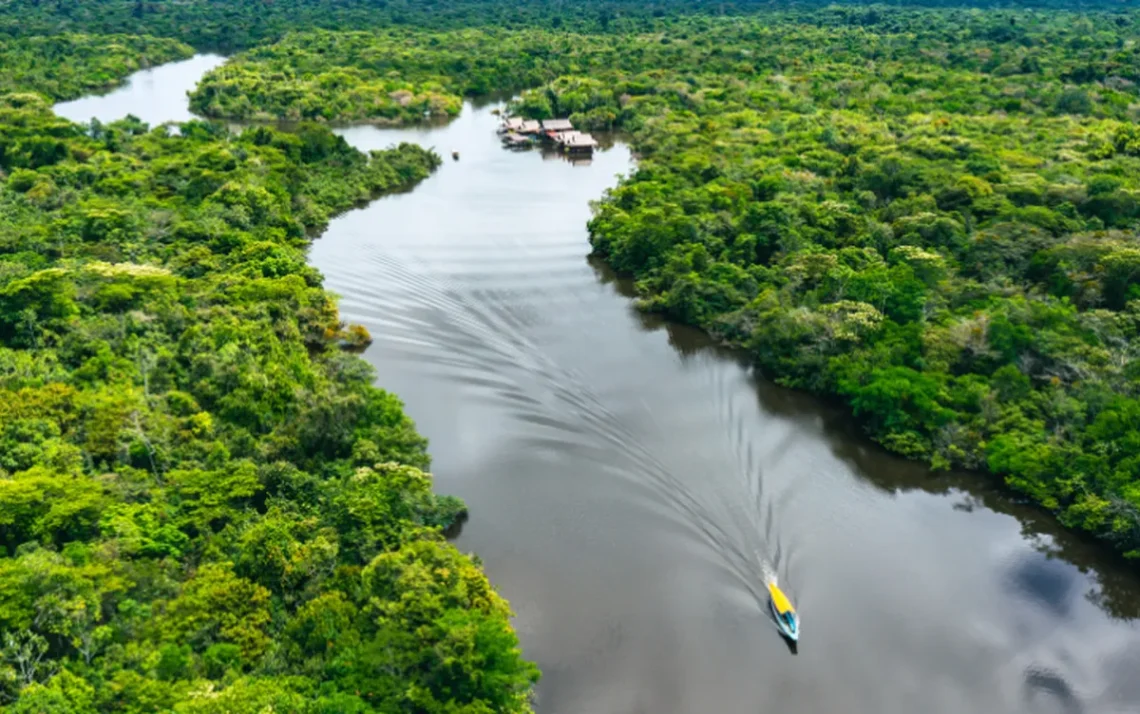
(55, 55), (1140, 714)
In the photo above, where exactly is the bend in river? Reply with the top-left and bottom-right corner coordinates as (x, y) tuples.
(56, 56), (1140, 714)
(53, 54), (228, 126)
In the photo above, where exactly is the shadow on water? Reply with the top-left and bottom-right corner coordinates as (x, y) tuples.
(587, 255), (1140, 623)
(442, 510), (470, 541)
(469, 90), (517, 109)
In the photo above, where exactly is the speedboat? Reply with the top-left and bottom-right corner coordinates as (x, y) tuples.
(767, 581), (799, 642)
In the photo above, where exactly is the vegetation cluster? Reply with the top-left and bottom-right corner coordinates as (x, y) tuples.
(0, 34), (192, 102)
(3, 1), (1140, 711)
(0, 2), (1131, 50)
(0, 41), (538, 714)
(187, 8), (1140, 557)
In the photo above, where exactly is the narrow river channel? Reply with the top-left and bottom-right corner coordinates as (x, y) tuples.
(55, 56), (1140, 714)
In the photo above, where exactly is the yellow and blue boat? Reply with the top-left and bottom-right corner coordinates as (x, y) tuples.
(768, 581), (799, 642)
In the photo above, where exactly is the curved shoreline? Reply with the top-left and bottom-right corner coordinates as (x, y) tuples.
(43, 51), (1140, 714)
(37, 52), (540, 714)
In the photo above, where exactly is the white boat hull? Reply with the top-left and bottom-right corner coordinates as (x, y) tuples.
(769, 599), (800, 642)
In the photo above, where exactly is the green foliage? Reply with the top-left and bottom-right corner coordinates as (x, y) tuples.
(5, 0), (1140, 708)
(568, 10), (1140, 559)
(189, 8), (1140, 126)
(187, 28), (634, 123)
(0, 50), (533, 714)
(0, 2), (1133, 53)
(181, 7), (1140, 555)
(0, 34), (193, 101)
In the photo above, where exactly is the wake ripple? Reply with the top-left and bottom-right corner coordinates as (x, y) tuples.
(325, 237), (799, 617)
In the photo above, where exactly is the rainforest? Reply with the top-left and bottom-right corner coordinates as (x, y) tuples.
(0, 26), (538, 714)
(1, 1), (1140, 712)
(185, 7), (1140, 556)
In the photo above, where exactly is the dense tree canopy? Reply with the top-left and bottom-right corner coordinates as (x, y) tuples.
(182, 8), (1140, 559)
(0, 34), (192, 101)
(4, 0), (1140, 710)
(0, 48), (537, 714)
(0, 1), (1133, 51)
(579, 13), (1140, 558)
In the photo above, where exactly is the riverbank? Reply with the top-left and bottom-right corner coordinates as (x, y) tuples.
(16, 45), (1140, 714)
(0, 33), (193, 101)
(304, 99), (1140, 714)
(0, 55), (540, 713)
(138, 16), (1140, 561)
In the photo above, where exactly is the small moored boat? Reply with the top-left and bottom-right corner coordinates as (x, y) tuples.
(768, 580), (799, 642)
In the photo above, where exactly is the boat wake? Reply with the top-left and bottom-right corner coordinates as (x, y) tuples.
(384, 254), (798, 606)
(318, 180), (802, 635)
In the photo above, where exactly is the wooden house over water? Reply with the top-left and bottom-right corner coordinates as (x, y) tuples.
(553, 130), (599, 154)
(541, 118), (574, 143)
(499, 117), (524, 133)
(541, 118), (574, 133)
(498, 116), (542, 135)
(497, 115), (595, 155)
(502, 131), (533, 149)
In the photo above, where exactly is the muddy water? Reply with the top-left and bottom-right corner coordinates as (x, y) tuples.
(59, 58), (1140, 714)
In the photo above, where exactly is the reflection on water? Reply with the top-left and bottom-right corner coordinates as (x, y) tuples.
(53, 54), (227, 126)
(589, 255), (1140, 623)
(54, 58), (1140, 714)
(311, 101), (1140, 714)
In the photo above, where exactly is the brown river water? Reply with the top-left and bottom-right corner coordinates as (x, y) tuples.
(54, 55), (1140, 714)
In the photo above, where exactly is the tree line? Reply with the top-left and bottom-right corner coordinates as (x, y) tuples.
(0, 41), (538, 714)
(183, 7), (1140, 559)
(3, 1), (1140, 712)
(0, 1), (1134, 51)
